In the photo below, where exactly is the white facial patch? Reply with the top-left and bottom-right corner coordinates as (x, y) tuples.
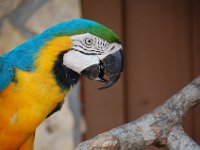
(63, 51), (99, 73)
(63, 33), (122, 73)
(71, 33), (122, 56)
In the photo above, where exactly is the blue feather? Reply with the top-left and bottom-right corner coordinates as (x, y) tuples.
(0, 34), (46, 91)
(0, 57), (14, 91)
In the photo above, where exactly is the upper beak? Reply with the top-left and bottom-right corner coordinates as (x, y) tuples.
(81, 49), (123, 89)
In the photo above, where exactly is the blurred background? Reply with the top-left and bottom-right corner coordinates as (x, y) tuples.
(0, 0), (200, 150)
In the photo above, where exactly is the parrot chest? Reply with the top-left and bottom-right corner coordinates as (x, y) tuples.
(0, 69), (67, 122)
(0, 69), (67, 150)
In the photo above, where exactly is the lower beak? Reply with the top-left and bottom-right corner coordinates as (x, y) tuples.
(81, 49), (123, 89)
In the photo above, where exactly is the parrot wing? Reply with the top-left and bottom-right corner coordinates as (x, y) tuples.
(0, 39), (40, 92)
(0, 57), (15, 92)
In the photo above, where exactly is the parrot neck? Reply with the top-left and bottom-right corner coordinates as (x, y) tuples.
(53, 51), (80, 90)
(33, 36), (80, 90)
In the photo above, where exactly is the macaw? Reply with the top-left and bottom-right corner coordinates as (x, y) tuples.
(0, 19), (123, 150)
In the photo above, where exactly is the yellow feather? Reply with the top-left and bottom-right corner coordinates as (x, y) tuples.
(0, 36), (72, 150)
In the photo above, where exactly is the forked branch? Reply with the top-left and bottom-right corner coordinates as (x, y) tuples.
(76, 76), (200, 150)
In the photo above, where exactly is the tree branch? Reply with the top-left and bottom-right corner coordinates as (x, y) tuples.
(76, 76), (200, 150)
(167, 125), (200, 150)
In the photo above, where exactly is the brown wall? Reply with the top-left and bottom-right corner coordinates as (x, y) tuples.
(81, 0), (200, 148)
(193, 0), (200, 143)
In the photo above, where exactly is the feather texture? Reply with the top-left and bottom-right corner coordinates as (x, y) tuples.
(0, 57), (14, 91)
(0, 36), (72, 149)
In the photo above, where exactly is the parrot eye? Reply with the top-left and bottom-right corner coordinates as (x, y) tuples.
(85, 38), (93, 45)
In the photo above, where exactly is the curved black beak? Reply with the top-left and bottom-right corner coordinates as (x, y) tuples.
(81, 49), (123, 89)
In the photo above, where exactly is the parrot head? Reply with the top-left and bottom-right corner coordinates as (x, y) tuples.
(45, 19), (124, 90)
(16, 19), (122, 90)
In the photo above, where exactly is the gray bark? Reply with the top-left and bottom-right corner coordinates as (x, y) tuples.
(76, 76), (200, 150)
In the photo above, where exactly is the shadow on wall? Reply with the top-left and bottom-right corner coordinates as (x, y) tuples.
(0, 0), (84, 149)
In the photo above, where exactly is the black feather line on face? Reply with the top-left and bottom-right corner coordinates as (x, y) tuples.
(53, 51), (80, 90)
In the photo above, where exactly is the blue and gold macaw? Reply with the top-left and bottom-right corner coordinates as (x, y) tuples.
(0, 19), (123, 150)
